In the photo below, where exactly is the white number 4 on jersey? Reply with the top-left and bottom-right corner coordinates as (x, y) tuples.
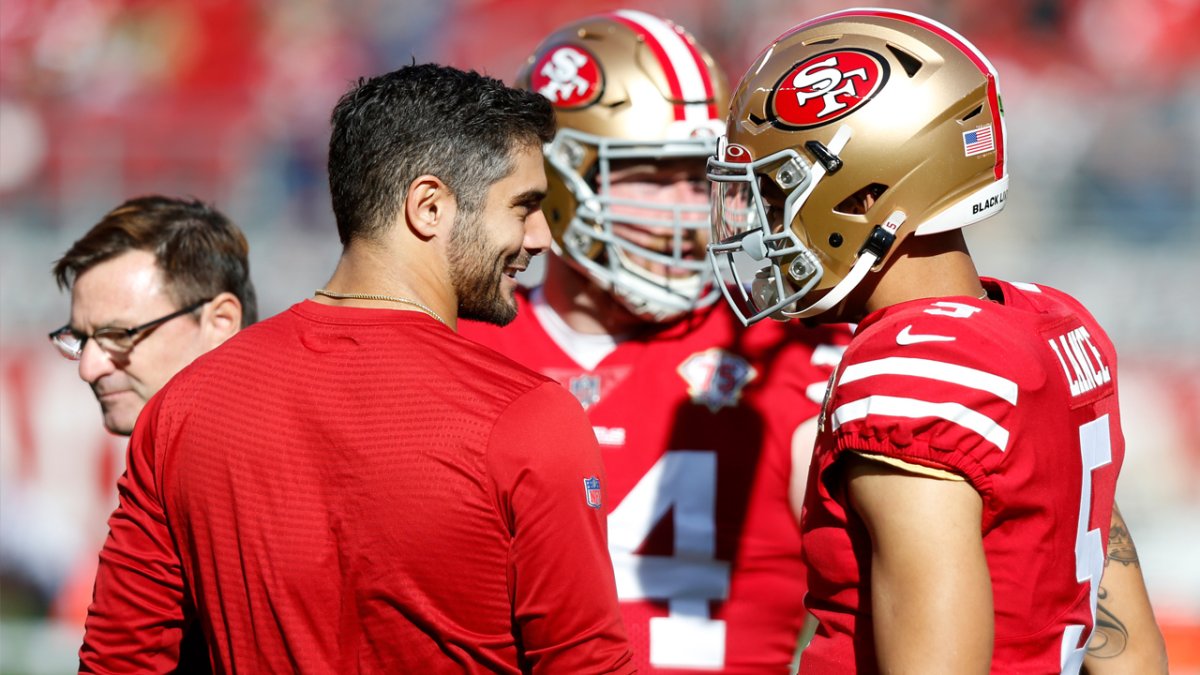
(607, 451), (729, 668)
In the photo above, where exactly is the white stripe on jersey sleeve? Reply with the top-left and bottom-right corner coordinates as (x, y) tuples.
(613, 9), (711, 123)
(839, 356), (1018, 405)
(831, 395), (1011, 453)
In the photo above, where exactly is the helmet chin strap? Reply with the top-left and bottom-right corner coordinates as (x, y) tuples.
(782, 210), (906, 319)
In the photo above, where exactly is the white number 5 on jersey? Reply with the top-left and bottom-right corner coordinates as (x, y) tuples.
(1062, 415), (1114, 673)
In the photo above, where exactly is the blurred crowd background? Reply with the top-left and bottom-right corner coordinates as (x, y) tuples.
(1, 0), (1197, 672)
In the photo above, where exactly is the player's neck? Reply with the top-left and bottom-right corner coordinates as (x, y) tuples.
(864, 230), (986, 316)
(542, 255), (645, 336)
(319, 238), (457, 329)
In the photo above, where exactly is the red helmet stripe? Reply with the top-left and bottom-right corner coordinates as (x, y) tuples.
(611, 10), (718, 122)
(774, 8), (1006, 180)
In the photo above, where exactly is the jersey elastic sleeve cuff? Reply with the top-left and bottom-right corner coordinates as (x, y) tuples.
(848, 451), (967, 481)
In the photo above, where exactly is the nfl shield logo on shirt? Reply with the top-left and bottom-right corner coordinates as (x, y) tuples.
(583, 476), (602, 509)
(569, 374), (602, 409)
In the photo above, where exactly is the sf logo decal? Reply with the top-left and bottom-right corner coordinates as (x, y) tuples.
(530, 45), (603, 109)
(793, 57), (868, 117)
(769, 49), (889, 129)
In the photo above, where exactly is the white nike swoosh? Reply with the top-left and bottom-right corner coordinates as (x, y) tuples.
(896, 325), (956, 345)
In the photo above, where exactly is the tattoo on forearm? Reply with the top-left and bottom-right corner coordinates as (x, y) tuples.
(1088, 586), (1130, 658)
(1107, 508), (1140, 568)
(1089, 506), (1142, 660)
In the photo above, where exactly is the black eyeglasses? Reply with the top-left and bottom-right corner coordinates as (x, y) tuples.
(48, 298), (213, 361)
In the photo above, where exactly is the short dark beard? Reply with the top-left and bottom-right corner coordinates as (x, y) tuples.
(448, 208), (521, 326)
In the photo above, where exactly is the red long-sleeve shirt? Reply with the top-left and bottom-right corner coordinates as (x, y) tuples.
(80, 301), (634, 674)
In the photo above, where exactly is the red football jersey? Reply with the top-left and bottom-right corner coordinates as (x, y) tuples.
(80, 301), (634, 674)
(462, 288), (850, 673)
(800, 279), (1124, 674)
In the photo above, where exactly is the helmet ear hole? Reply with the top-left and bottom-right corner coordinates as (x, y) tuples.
(887, 44), (924, 77)
(834, 183), (889, 215)
(961, 104), (984, 122)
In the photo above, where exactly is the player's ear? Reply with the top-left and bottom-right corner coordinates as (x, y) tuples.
(405, 175), (455, 240)
(200, 292), (242, 347)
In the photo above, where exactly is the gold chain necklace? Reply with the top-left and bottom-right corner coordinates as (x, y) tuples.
(314, 289), (446, 326)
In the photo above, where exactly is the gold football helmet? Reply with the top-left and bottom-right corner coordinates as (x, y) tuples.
(707, 8), (1009, 325)
(516, 10), (729, 322)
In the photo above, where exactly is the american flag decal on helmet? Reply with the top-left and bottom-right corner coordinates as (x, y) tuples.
(963, 125), (995, 157)
(584, 476), (602, 509)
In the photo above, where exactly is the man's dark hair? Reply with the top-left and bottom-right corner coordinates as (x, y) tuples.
(53, 195), (258, 327)
(328, 63), (556, 245)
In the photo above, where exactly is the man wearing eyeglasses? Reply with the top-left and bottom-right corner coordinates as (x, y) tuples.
(46, 195), (256, 665)
(50, 195), (257, 436)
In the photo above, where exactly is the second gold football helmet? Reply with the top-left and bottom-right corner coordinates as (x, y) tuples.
(707, 8), (1009, 325)
(517, 10), (729, 322)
